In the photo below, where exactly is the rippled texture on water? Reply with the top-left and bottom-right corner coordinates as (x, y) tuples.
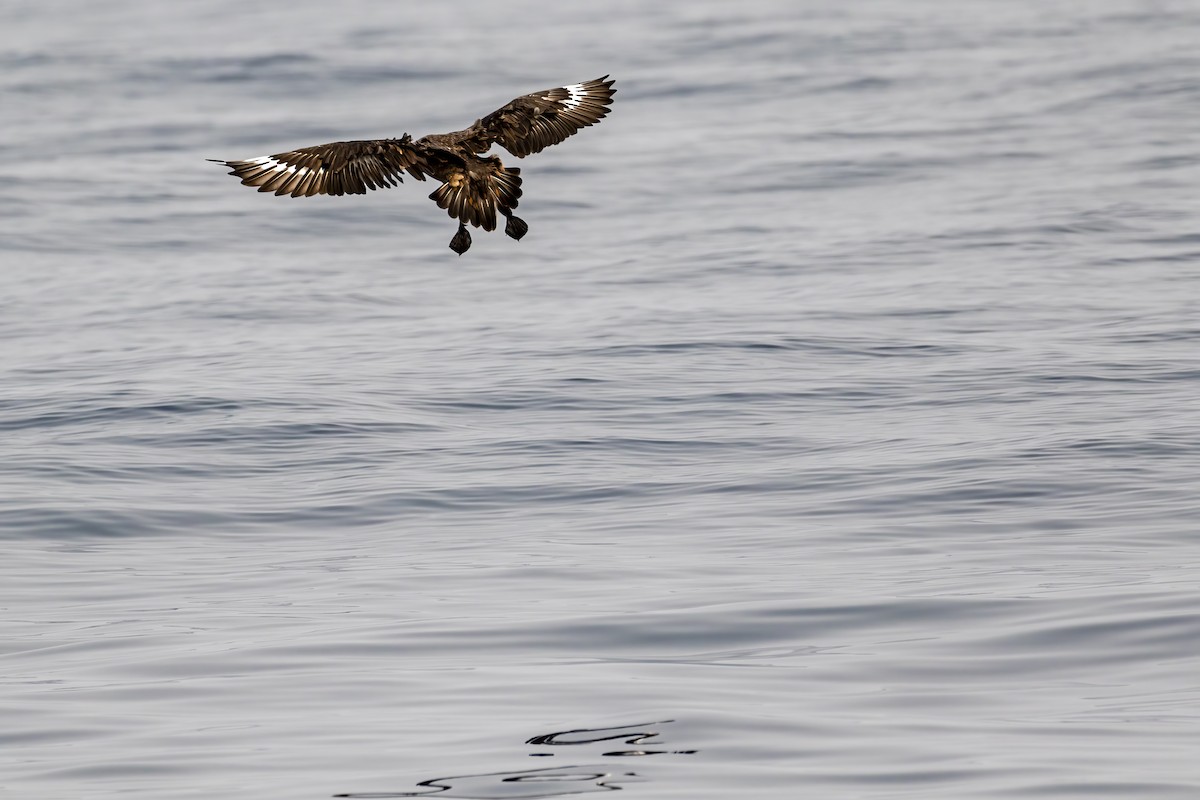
(3, 1), (1200, 798)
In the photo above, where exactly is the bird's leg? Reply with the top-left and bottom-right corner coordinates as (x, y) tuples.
(449, 222), (472, 255)
(501, 207), (528, 241)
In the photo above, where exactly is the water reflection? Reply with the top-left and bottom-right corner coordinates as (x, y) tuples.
(334, 720), (695, 798)
(333, 764), (637, 799)
(527, 720), (698, 757)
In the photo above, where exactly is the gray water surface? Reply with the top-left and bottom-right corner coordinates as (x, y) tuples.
(3, 1), (1200, 798)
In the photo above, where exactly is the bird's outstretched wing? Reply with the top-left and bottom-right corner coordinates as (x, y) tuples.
(210, 138), (427, 197)
(475, 76), (616, 158)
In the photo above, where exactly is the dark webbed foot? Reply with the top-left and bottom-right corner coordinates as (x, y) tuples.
(449, 223), (472, 255)
(503, 211), (528, 241)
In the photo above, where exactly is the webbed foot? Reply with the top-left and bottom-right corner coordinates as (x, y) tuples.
(503, 213), (528, 241)
(449, 223), (472, 255)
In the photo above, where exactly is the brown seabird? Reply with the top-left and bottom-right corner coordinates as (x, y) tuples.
(210, 76), (616, 255)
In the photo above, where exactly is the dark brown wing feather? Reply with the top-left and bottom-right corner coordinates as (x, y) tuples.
(211, 138), (427, 197)
(476, 76), (616, 158)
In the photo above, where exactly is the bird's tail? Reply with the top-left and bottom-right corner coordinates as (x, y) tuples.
(430, 167), (522, 231)
(494, 167), (522, 212)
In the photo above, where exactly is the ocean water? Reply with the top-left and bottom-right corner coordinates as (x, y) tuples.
(3, 0), (1200, 797)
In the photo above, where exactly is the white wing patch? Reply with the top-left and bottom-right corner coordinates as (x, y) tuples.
(249, 155), (306, 177)
(560, 83), (586, 112)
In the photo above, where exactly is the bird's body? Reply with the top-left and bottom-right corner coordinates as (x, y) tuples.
(211, 77), (616, 254)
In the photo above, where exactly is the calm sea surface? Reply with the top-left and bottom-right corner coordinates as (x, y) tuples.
(3, 1), (1200, 798)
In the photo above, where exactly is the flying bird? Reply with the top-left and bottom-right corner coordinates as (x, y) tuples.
(210, 76), (616, 255)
